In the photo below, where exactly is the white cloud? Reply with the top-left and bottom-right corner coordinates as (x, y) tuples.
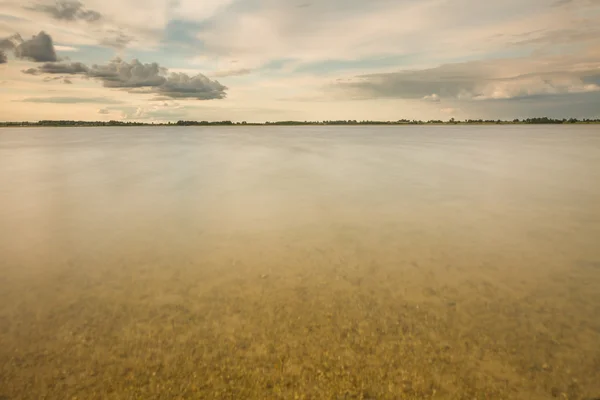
(54, 45), (78, 52)
(422, 94), (440, 102)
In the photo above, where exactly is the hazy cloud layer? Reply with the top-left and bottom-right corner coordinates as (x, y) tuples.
(333, 54), (600, 101)
(99, 31), (134, 49)
(29, 0), (102, 22)
(212, 68), (252, 78)
(19, 96), (123, 104)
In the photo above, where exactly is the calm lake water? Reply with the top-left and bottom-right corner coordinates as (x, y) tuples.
(1, 125), (599, 399)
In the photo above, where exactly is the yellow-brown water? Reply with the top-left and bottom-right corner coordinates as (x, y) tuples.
(0, 126), (599, 399)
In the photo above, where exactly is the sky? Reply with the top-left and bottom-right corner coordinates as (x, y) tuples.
(0, 0), (599, 122)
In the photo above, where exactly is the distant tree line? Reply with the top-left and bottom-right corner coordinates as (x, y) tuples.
(1, 117), (599, 128)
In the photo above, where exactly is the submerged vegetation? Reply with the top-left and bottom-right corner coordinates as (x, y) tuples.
(0, 117), (599, 127)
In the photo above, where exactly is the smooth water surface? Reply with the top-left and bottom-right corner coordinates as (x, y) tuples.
(1, 125), (599, 399)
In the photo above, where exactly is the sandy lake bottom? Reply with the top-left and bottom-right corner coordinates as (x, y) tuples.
(1, 126), (599, 399)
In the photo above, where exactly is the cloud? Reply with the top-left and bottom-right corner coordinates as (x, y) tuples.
(0, 51), (6, 64)
(15, 31), (57, 62)
(2, 32), (60, 63)
(179, 0), (600, 84)
(0, 0), (164, 50)
(157, 72), (227, 99)
(167, 0), (237, 22)
(99, 31), (134, 49)
(97, 108), (110, 114)
(211, 68), (252, 78)
(19, 96), (124, 104)
(28, 0), (102, 22)
(87, 58), (166, 87)
(23, 58), (228, 100)
(41, 76), (75, 84)
(508, 27), (600, 47)
(422, 93), (440, 102)
(0, 33), (23, 52)
(333, 53), (600, 101)
(22, 68), (40, 75)
(24, 61), (89, 74)
(54, 45), (78, 52)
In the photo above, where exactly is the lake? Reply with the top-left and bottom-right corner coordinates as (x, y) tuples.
(1, 125), (599, 399)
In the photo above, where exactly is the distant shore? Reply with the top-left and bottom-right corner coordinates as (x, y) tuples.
(1, 118), (599, 128)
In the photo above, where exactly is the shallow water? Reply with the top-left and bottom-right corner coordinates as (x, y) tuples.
(1, 125), (599, 399)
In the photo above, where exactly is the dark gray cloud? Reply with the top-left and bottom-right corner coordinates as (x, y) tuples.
(89, 59), (227, 99)
(29, 1), (102, 22)
(0, 51), (6, 64)
(15, 32), (57, 62)
(0, 33), (23, 52)
(19, 96), (124, 104)
(88, 58), (167, 88)
(22, 58), (228, 100)
(22, 68), (41, 75)
(0, 40), (12, 52)
(3, 29), (86, 65)
(28, 61), (89, 74)
(157, 72), (228, 99)
(41, 76), (75, 84)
